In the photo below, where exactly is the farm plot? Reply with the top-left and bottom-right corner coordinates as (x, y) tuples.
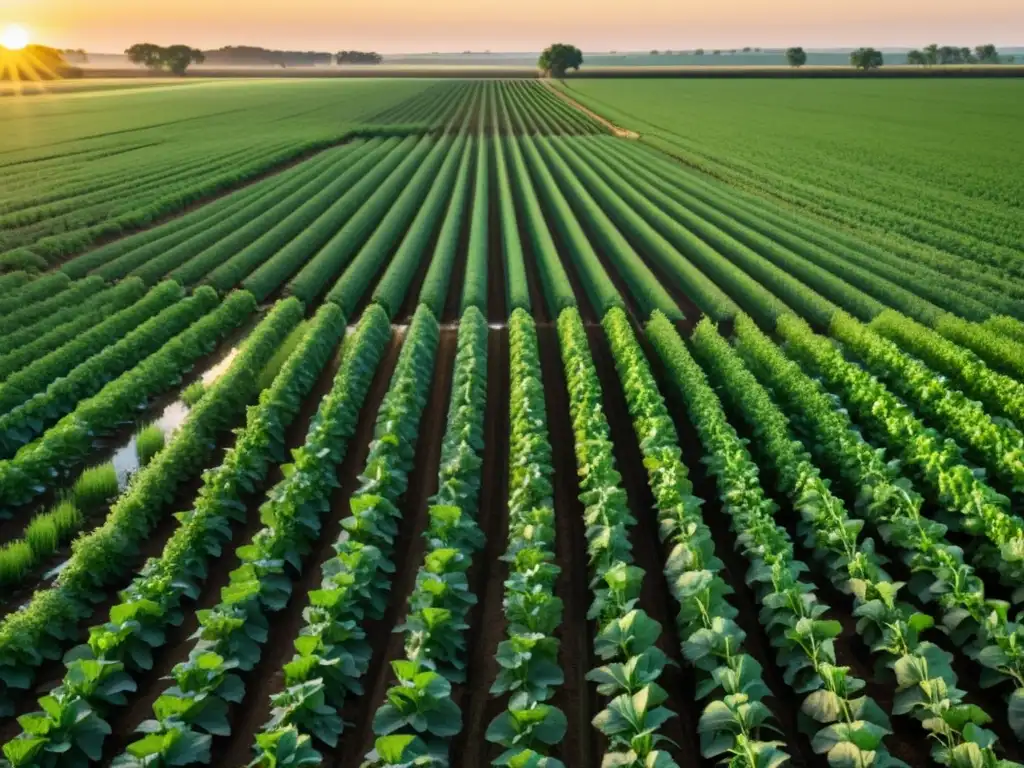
(0, 77), (1023, 768)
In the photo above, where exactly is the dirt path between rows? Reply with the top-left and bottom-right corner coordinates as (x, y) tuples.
(541, 82), (640, 139)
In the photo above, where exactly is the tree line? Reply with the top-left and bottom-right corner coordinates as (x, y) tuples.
(785, 44), (1013, 69)
(125, 44), (384, 74)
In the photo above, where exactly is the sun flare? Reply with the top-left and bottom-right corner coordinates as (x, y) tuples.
(1, 24), (30, 51)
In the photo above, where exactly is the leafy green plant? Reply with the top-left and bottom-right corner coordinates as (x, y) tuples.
(556, 308), (678, 767)
(484, 309), (567, 766)
(72, 463), (119, 510)
(180, 380), (206, 407)
(0, 297), (304, 731)
(135, 424), (166, 468)
(251, 305), (437, 767)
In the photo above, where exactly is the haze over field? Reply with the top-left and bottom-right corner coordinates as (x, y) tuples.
(9, 0), (1024, 53)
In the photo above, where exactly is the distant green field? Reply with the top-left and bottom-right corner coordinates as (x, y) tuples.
(560, 78), (1024, 277)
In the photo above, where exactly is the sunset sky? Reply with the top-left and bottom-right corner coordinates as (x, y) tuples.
(5, 0), (1023, 53)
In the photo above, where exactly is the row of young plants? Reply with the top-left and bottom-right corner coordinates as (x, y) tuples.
(109, 147), (354, 287)
(776, 315), (1024, 589)
(0, 289), (255, 511)
(514, 133), (623, 318)
(0, 298), (305, 721)
(109, 303), (395, 768)
(0, 271), (34, 300)
(933, 315), (1024, 384)
(0, 279), (182, 416)
(503, 136), (576, 316)
(557, 307), (681, 768)
(205, 141), (411, 295)
(645, 311), (903, 768)
(828, 313), (1024, 494)
(249, 305), (439, 767)
(458, 133), (490, 316)
(0, 277), (106, 337)
(548, 136), (784, 328)
(591, 138), (949, 326)
(692, 316), (1010, 765)
(870, 310), (1024, 427)
(11, 140), (319, 269)
(360, 306), (489, 766)
(483, 308), (567, 767)
(241, 139), (409, 304)
(328, 136), (458, 318)
(372, 131), (471, 317)
(417, 135), (474, 318)
(530, 136), (683, 321)
(59, 146), (304, 281)
(493, 133), (530, 313)
(549, 137), (740, 323)
(982, 316), (1024, 345)
(0, 278), (147, 383)
(287, 136), (437, 306)
(601, 308), (790, 768)
(0, 284), (213, 458)
(734, 314), (1024, 746)
(0, 301), (341, 768)
(0, 273), (71, 316)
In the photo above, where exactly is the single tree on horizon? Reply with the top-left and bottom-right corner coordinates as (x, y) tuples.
(850, 47), (884, 70)
(786, 46), (807, 67)
(538, 43), (583, 77)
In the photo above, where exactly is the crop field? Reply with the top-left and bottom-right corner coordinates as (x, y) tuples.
(0, 77), (1023, 768)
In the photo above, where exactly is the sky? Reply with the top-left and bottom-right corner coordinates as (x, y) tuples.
(4, 0), (1022, 53)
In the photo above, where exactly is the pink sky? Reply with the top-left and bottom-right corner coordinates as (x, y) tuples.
(5, 0), (1022, 53)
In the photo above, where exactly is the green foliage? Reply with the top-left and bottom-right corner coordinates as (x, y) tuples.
(0, 297), (303, 720)
(537, 44), (583, 77)
(459, 133), (490, 315)
(125, 43), (205, 75)
(134, 424), (166, 468)
(785, 47), (807, 67)
(72, 463), (120, 510)
(850, 48), (884, 69)
(485, 309), (567, 766)
(251, 306), (435, 766)
(180, 380), (207, 408)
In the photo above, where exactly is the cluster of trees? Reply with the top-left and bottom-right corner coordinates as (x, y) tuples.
(202, 46), (332, 67)
(125, 43), (205, 75)
(907, 44), (1013, 65)
(850, 47), (884, 69)
(336, 50), (382, 64)
(538, 43), (582, 77)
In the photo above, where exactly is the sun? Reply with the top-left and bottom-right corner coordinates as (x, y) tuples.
(1, 24), (30, 51)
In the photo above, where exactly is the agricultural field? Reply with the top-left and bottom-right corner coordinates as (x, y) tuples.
(0, 76), (1022, 768)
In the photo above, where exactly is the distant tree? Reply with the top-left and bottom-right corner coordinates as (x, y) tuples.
(125, 43), (203, 74)
(125, 43), (164, 70)
(786, 46), (807, 67)
(538, 43), (583, 77)
(742, 46), (751, 52)
(1007, 55), (1016, 64)
(754, 47), (762, 52)
(712, 49), (721, 55)
(650, 49), (659, 55)
(695, 48), (705, 55)
(163, 45), (205, 75)
(974, 44), (999, 63)
(1, 45), (77, 80)
(907, 49), (926, 66)
(923, 43), (939, 65)
(850, 47), (883, 70)
(336, 50), (382, 64)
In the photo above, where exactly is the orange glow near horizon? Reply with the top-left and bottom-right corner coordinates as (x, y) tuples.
(9, 0), (1024, 53)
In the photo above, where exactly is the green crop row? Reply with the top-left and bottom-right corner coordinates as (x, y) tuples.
(0, 297), (304, 721)
(248, 306), (437, 767)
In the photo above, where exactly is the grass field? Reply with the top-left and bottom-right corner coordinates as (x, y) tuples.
(0, 77), (1022, 768)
